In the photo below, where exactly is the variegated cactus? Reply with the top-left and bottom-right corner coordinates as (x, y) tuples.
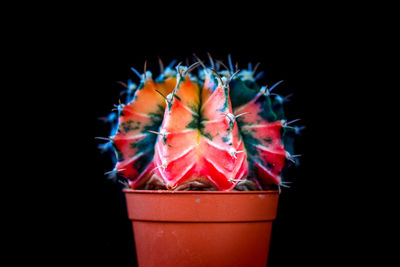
(98, 55), (302, 191)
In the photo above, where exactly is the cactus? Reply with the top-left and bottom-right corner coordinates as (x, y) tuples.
(99, 55), (302, 191)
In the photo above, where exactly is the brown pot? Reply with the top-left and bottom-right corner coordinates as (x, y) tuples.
(124, 189), (279, 267)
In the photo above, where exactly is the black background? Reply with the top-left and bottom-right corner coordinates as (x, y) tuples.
(67, 35), (345, 266)
(16, 11), (364, 266)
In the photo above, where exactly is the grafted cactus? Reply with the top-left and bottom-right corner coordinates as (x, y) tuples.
(99, 55), (302, 191)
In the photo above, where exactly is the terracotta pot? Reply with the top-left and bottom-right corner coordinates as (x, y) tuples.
(124, 189), (279, 267)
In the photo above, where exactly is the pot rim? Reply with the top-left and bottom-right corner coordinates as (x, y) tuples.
(123, 189), (279, 194)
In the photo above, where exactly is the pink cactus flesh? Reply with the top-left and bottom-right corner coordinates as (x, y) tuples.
(112, 77), (176, 188)
(152, 70), (248, 190)
(234, 93), (286, 186)
(102, 57), (299, 191)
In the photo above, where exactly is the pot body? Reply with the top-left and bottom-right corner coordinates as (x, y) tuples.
(124, 189), (279, 267)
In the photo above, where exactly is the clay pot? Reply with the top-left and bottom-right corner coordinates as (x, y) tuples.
(124, 189), (279, 267)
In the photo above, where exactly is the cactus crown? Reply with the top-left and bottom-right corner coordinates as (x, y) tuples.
(98, 55), (303, 191)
